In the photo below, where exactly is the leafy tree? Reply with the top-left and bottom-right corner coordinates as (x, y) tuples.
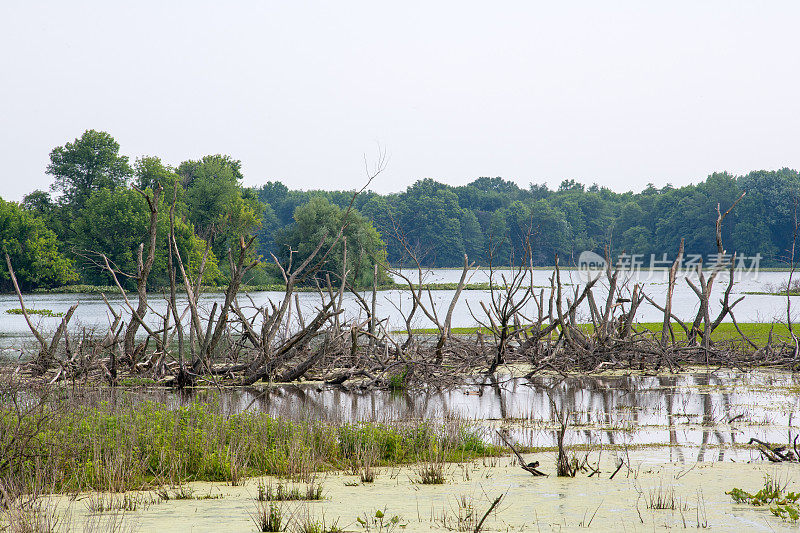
(460, 210), (485, 263)
(359, 195), (395, 240)
(0, 199), (78, 291)
(620, 226), (653, 257)
(71, 188), (220, 288)
(275, 197), (388, 287)
(254, 201), (280, 259)
(47, 130), (131, 212)
(21, 190), (62, 240)
(134, 156), (180, 193)
(455, 177), (521, 212)
(396, 179), (465, 266)
(21, 190), (54, 219)
(257, 181), (289, 210)
(178, 155), (261, 259)
(732, 220), (777, 261)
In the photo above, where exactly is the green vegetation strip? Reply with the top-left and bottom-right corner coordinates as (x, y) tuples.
(4, 308), (63, 317)
(745, 290), (800, 296)
(406, 322), (800, 345)
(0, 396), (495, 493)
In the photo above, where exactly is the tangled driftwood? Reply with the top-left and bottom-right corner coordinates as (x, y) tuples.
(5, 191), (799, 390)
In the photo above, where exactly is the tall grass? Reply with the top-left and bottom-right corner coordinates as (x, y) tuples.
(0, 392), (495, 495)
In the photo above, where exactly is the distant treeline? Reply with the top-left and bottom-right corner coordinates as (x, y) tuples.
(258, 170), (798, 267)
(0, 129), (797, 292)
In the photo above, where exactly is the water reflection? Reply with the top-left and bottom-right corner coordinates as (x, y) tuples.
(76, 368), (800, 464)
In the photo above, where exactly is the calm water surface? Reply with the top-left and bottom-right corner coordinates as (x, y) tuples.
(82, 368), (800, 464)
(0, 269), (795, 350)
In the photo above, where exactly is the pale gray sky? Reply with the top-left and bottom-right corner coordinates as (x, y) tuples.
(2, 1), (799, 201)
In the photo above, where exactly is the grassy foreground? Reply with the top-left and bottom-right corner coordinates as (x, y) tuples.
(0, 393), (494, 494)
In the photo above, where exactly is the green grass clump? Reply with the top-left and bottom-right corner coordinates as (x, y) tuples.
(356, 509), (405, 532)
(628, 322), (800, 345)
(32, 285), (121, 294)
(388, 367), (409, 391)
(5, 308), (63, 317)
(0, 395), (495, 494)
(727, 475), (800, 522)
(252, 502), (285, 532)
(257, 481), (323, 501)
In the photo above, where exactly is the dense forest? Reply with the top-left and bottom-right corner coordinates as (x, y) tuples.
(1, 129), (798, 292)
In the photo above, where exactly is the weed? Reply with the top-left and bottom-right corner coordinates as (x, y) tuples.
(295, 514), (344, 533)
(1, 497), (63, 532)
(433, 494), (477, 531)
(256, 480), (324, 501)
(251, 501), (286, 532)
(388, 367), (409, 391)
(727, 475), (800, 522)
(356, 508), (405, 532)
(5, 308), (63, 317)
(360, 465), (375, 483)
(85, 492), (147, 513)
(646, 483), (687, 511)
(417, 462), (445, 485)
(156, 485), (195, 501)
(0, 396), (493, 494)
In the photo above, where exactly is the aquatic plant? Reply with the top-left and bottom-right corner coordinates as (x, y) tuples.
(727, 475), (800, 522)
(355, 509), (405, 532)
(295, 514), (344, 533)
(5, 308), (63, 317)
(256, 480), (324, 501)
(416, 462), (445, 485)
(388, 367), (409, 391)
(359, 465), (375, 483)
(85, 492), (148, 513)
(0, 387), (494, 494)
(646, 483), (687, 511)
(251, 501), (286, 532)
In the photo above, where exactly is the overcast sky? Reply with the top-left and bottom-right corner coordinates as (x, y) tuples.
(1, 1), (799, 201)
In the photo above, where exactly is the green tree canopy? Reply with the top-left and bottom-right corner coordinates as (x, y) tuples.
(178, 155), (261, 260)
(395, 179), (465, 266)
(47, 130), (131, 212)
(70, 188), (221, 288)
(275, 197), (389, 287)
(0, 199), (78, 291)
(134, 156), (180, 193)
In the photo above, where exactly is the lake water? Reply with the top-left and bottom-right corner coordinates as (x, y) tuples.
(0, 269), (795, 351)
(12, 270), (800, 531)
(82, 368), (800, 465)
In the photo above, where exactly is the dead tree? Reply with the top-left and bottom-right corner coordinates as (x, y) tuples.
(661, 239), (684, 347)
(4, 254), (77, 375)
(123, 185), (162, 364)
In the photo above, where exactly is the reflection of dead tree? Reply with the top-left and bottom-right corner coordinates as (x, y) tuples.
(552, 398), (578, 477)
(749, 437), (799, 463)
